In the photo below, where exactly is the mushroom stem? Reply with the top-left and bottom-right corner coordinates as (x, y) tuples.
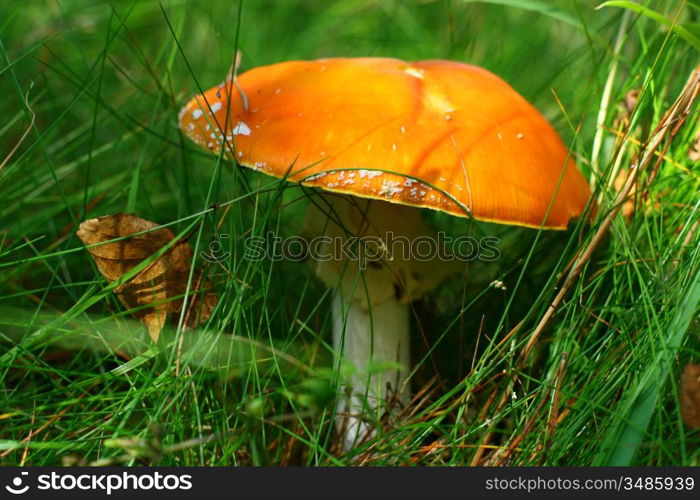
(305, 194), (461, 449)
(333, 289), (410, 449)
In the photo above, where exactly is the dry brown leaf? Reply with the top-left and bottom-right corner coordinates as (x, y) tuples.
(76, 213), (217, 341)
(680, 362), (700, 428)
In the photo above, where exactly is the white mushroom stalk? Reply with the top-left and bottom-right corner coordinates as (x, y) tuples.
(332, 290), (409, 449)
(305, 194), (460, 449)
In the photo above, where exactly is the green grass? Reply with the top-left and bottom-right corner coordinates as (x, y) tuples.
(1, 0), (698, 466)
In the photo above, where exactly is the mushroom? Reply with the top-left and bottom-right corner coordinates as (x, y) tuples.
(178, 57), (591, 449)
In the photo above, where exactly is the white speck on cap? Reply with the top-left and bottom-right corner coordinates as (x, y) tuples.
(404, 67), (425, 79)
(359, 169), (383, 179)
(379, 179), (403, 197)
(306, 172), (328, 182)
(232, 121), (251, 136)
(210, 102), (223, 113)
(192, 109), (203, 120)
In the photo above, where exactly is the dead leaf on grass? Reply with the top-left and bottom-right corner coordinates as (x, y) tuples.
(76, 213), (217, 341)
(681, 362), (700, 428)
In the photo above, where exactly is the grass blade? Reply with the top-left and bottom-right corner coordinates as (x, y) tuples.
(598, 1), (700, 50)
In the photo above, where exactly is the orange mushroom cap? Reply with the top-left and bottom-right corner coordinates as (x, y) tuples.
(179, 57), (591, 229)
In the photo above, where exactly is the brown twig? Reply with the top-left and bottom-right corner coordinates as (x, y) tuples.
(545, 352), (569, 447)
(20, 404), (36, 465)
(0, 83), (35, 171)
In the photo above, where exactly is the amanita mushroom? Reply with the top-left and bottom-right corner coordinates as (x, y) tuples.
(178, 57), (591, 449)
